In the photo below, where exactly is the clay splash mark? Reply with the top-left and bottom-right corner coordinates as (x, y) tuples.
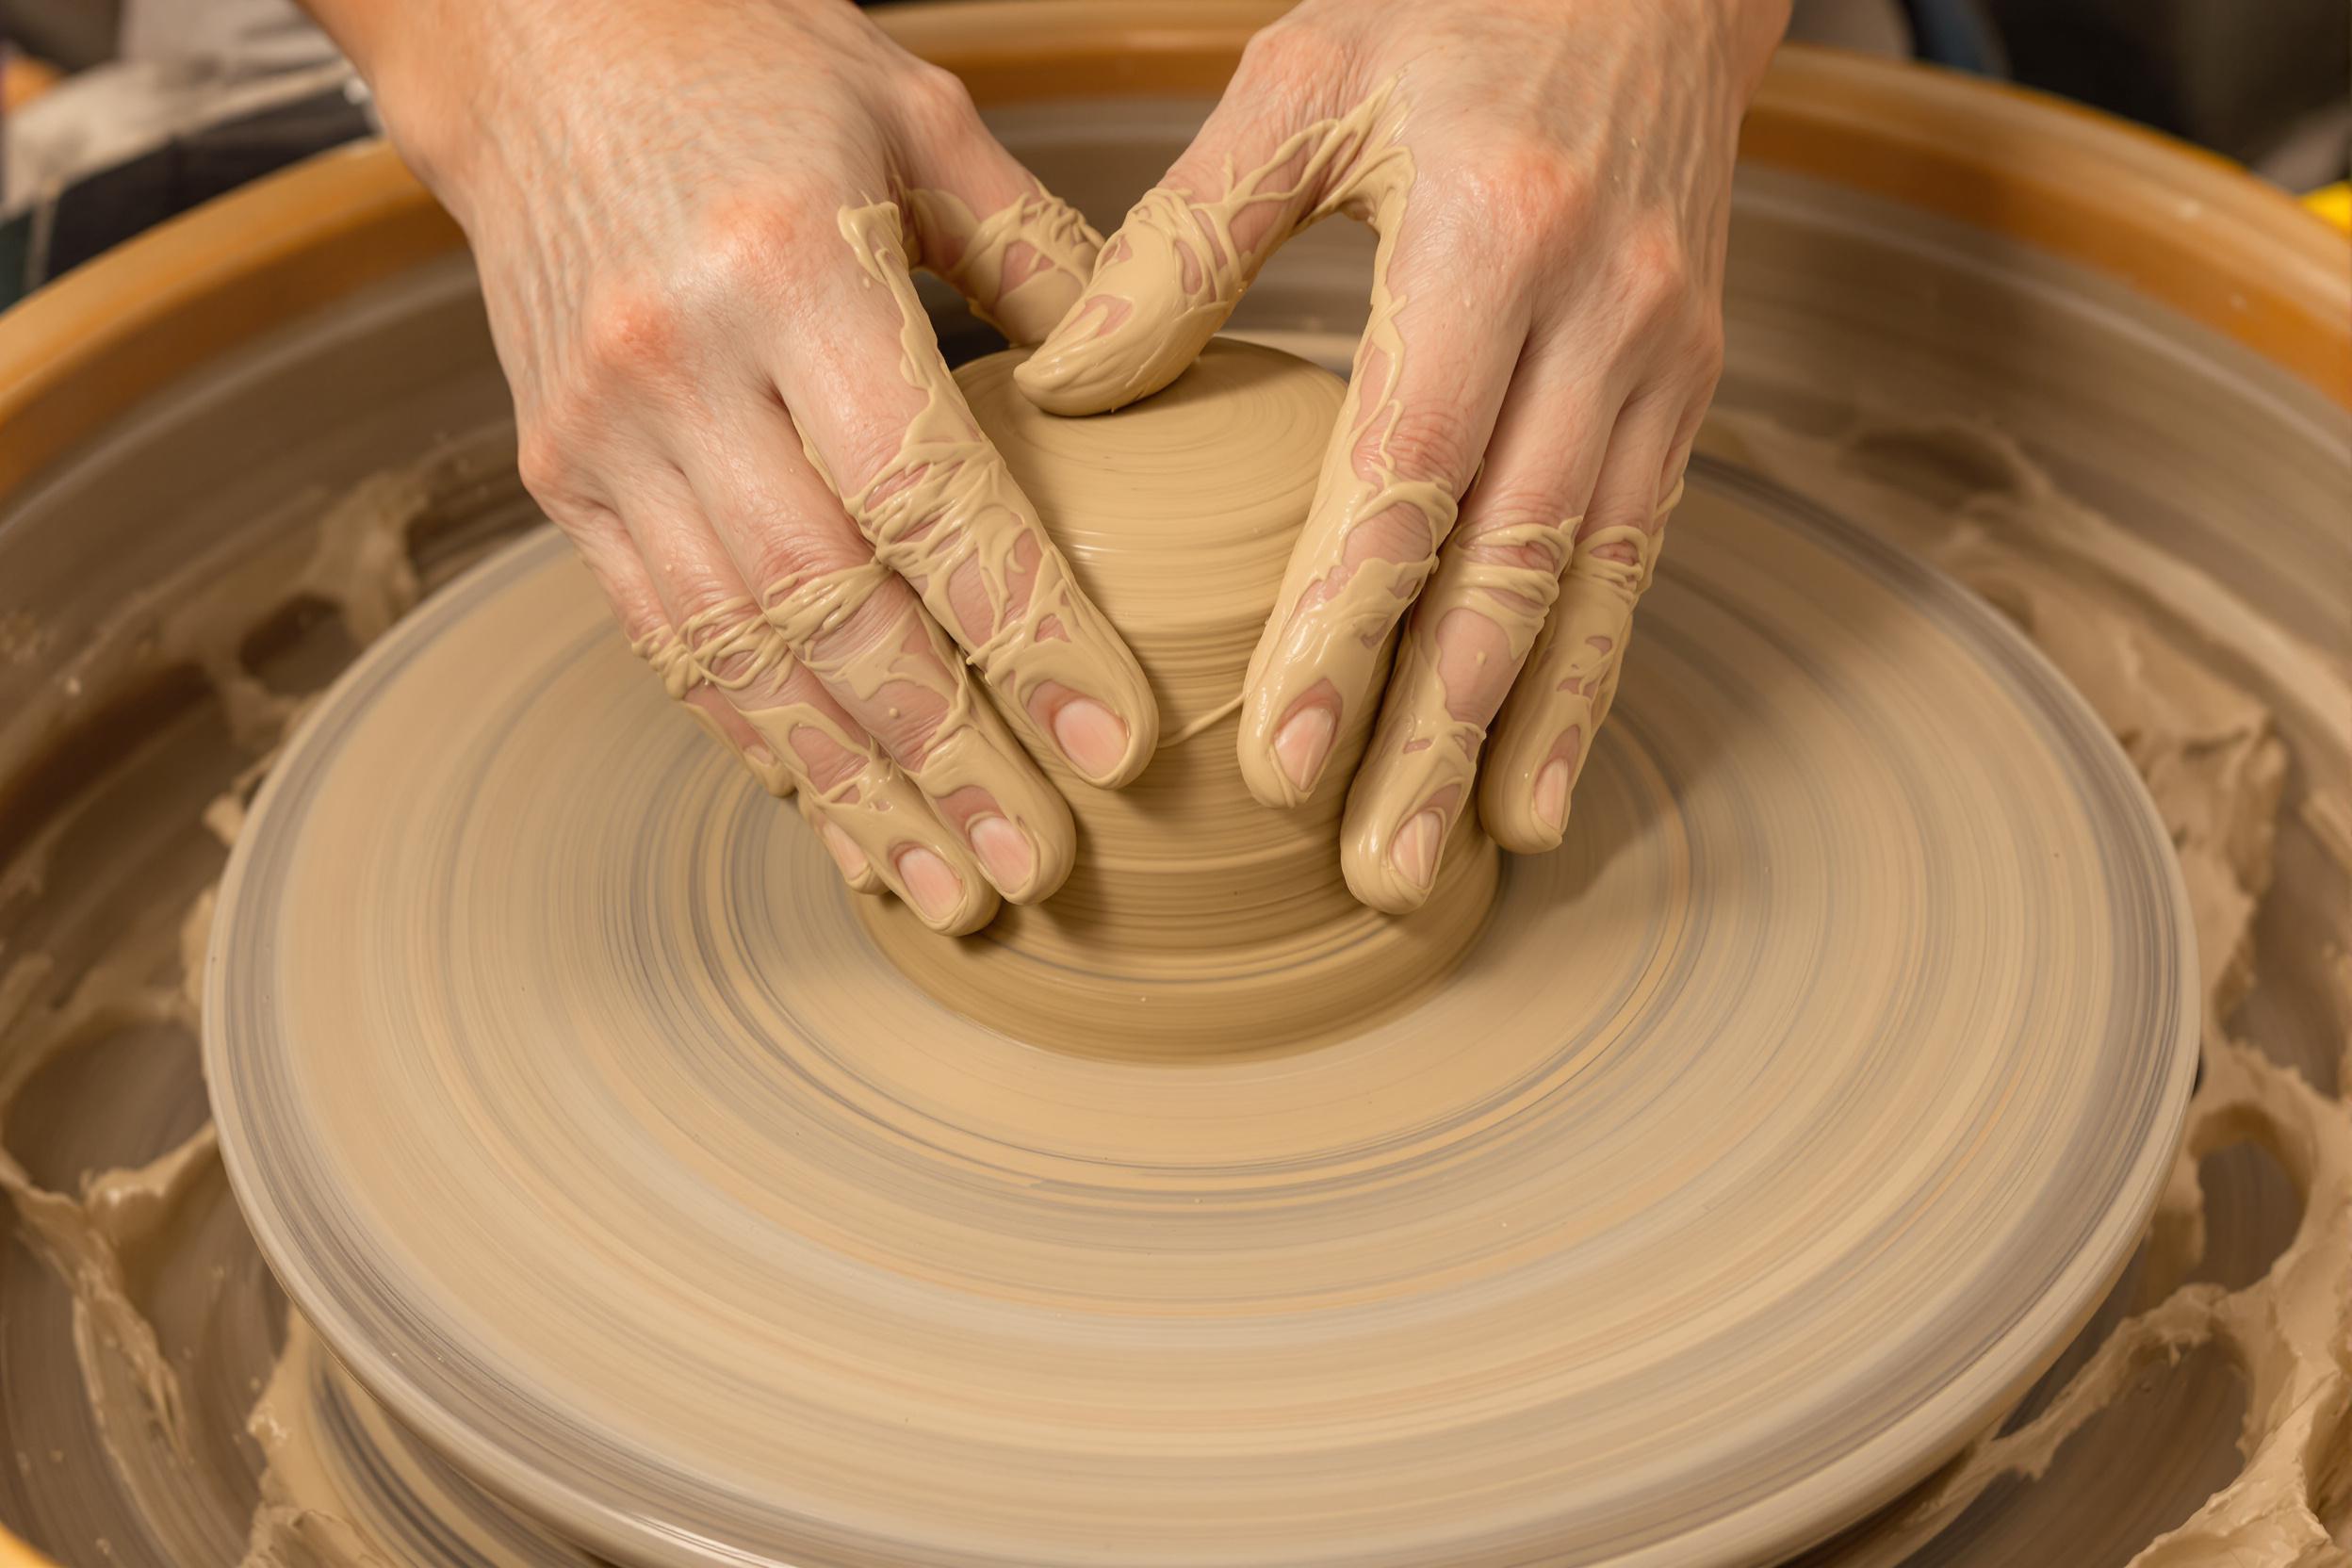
(0, 463), (436, 1565)
(1711, 411), (2352, 1566)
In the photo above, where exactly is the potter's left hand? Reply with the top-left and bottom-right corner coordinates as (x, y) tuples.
(1018, 0), (1787, 910)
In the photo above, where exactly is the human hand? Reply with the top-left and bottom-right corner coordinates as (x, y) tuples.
(1020, 0), (1785, 911)
(334, 0), (1160, 935)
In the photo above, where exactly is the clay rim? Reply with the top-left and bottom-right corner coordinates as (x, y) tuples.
(199, 458), (2199, 1567)
(0, 10), (2317, 1566)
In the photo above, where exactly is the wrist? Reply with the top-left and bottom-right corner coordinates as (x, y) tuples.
(1712, 0), (1792, 92)
(305, 0), (530, 205)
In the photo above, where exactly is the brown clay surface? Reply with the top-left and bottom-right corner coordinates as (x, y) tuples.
(203, 339), (2191, 1566)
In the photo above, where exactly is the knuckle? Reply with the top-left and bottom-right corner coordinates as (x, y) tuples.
(896, 63), (981, 137)
(514, 424), (578, 504)
(808, 574), (912, 663)
(797, 739), (871, 797)
(681, 597), (774, 687)
(743, 520), (862, 598)
(1617, 223), (1694, 329)
(673, 575), (752, 632)
(1681, 319), (1726, 395)
(698, 195), (818, 302)
(608, 594), (670, 650)
(1452, 140), (1585, 246)
(1236, 19), (1350, 97)
(1380, 400), (1479, 487)
(580, 285), (685, 379)
(1462, 484), (1576, 560)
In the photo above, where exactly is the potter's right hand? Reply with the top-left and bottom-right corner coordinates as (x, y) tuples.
(1019, 0), (1782, 914)
(310, 0), (1159, 936)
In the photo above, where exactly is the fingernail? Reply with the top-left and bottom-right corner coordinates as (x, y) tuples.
(1013, 351), (1075, 411)
(817, 821), (869, 881)
(1274, 707), (1337, 794)
(1018, 343), (1070, 382)
(967, 813), (1036, 892)
(894, 847), (966, 925)
(1393, 809), (1445, 892)
(1015, 347), (1117, 416)
(1533, 759), (1572, 834)
(1052, 697), (1130, 780)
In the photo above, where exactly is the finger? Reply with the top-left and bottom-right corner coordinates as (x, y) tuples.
(784, 202), (1160, 789)
(525, 423), (815, 809)
(1586, 431), (1697, 735)
(1478, 391), (1686, 856)
(574, 523), (808, 816)
(1336, 357), (1615, 913)
(1016, 77), (1410, 416)
(896, 118), (1102, 345)
(1234, 206), (1525, 818)
(613, 480), (1001, 936)
(671, 394), (1077, 906)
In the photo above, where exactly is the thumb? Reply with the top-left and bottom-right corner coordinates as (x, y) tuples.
(1015, 77), (1403, 416)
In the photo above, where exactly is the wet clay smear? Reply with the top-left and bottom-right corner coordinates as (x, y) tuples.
(3, 404), (2348, 1565)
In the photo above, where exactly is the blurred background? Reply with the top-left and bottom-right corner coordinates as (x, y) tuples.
(3, 0), (2347, 305)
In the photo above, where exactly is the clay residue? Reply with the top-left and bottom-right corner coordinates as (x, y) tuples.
(0, 446), (523, 1567)
(1705, 412), (2352, 1566)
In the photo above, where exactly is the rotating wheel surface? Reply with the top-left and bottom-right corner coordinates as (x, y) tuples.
(205, 460), (2197, 1568)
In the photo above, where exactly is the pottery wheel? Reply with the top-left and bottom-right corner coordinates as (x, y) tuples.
(206, 347), (2197, 1567)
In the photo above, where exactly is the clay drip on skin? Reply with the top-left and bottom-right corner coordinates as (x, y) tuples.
(900, 188), (1100, 340)
(632, 591), (1001, 929)
(2, 416), (2349, 1564)
(619, 185), (1142, 929)
(614, 183), (1141, 930)
(1348, 491), (1677, 911)
(829, 198), (1161, 794)
(1030, 80), (1474, 834)
(1019, 79), (1412, 416)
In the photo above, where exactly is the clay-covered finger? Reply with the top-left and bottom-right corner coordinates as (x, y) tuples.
(1338, 500), (1580, 913)
(897, 141), (1102, 345)
(675, 397), (1080, 906)
(1233, 232), (1521, 816)
(737, 668), (1003, 936)
(632, 606), (997, 936)
(552, 505), (791, 814)
(781, 203), (1160, 790)
(1479, 471), (1681, 857)
(766, 560), (1077, 906)
(1336, 360), (1642, 907)
(1015, 78), (1412, 416)
(613, 484), (1000, 934)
